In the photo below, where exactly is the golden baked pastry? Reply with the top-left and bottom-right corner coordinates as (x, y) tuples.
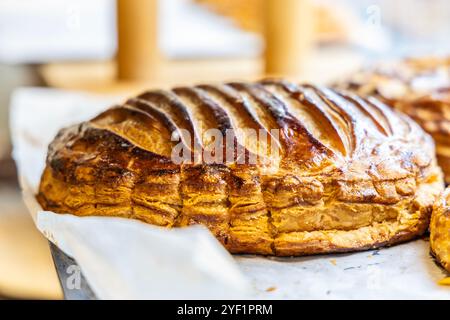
(431, 188), (450, 273)
(337, 57), (450, 183)
(37, 81), (444, 256)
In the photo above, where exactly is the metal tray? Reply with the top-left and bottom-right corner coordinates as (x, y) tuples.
(49, 242), (97, 300)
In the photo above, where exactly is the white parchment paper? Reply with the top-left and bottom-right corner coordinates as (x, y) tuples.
(10, 87), (450, 299)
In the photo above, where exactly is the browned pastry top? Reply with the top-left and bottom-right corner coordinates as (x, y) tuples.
(38, 81), (443, 256)
(48, 81), (433, 184)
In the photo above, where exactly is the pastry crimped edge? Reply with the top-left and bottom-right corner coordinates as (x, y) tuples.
(37, 81), (445, 256)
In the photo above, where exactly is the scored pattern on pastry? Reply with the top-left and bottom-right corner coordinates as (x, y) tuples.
(38, 81), (444, 256)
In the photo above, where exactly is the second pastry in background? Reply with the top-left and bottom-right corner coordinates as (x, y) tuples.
(336, 56), (450, 183)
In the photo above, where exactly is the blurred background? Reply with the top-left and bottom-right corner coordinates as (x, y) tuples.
(0, 0), (449, 299)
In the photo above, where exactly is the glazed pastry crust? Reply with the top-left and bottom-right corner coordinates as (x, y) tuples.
(337, 57), (450, 183)
(37, 81), (444, 256)
(430, 188), (450, 273)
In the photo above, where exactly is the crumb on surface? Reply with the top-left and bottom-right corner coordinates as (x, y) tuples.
(330, 259), (337, 266)
(266, 286), (277, 292)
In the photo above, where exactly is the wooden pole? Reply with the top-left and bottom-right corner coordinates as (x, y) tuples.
(117, 0), (161, 81)
(264, 0), (314, 77)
